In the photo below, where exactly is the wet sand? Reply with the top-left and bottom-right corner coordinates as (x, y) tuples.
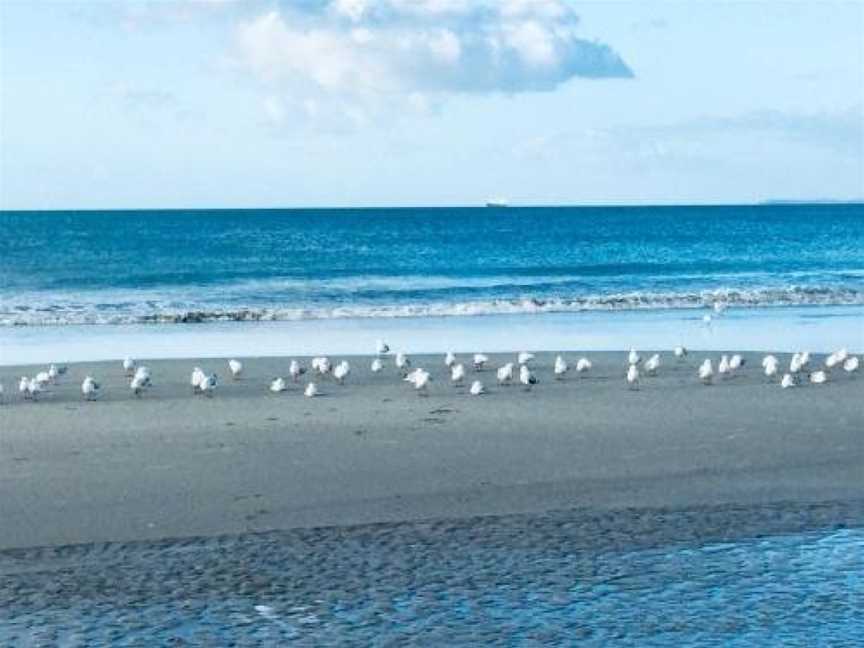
(1, 351), (862, 550)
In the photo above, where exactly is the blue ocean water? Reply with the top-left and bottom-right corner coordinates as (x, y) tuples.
(1, 204), (862, 326)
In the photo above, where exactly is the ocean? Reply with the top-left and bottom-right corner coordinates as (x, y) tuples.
(2, 203), (862, 363)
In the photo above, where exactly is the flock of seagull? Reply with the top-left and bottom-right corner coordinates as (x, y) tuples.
(2, 339), (859, 405)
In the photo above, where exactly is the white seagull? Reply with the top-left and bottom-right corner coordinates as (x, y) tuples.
(304, 382), (319, 398)
(729, 354), (744, 372)
(451, 363), (465, 386)
(469, 380), (485, 396)
(626, 365), (640, 390)
(405, 369), (430, 396)
(289, 359), (306, 382)
(395, 352), (411, 376)
(575, 357), (592, 375)
(553, 355), (568, 379)
(270, 377), (287, 393)
(762, 355), (778, 369)
(123, 357), (136, 376)
(444, 351), (456, 368)
(131, 374), (149, 397)
(810, 370), (828, 385)
(628, 349), (641, 365)
(199, 373), (217, 396)
(764, 361), (778, 381)
(27, 377), (44, 401)
(19, 376), (31, 399)
(48, 364), (60, 384)
(312, 356), (331, 376)
(520, 364), (538, 391)
(497, 362), (514, 385)
(517, 352), (534, 366)
(698, 359), (714, 385)
(228, 359), (243, 380)
(718, 355), (731, 380)
(473, 353), (489, 371)
(644, 353), (661, 376)
(35, 371), (51, 387)
(370, 358), (384, 373)
(81, 376), (100, 401)
(780, 373), (795, 389)
(191, 367), (205, 392)
(673, 345), (688, 361)
(333, 360), (350, 384)
(843, 356), (860, 373)
(825, 353), (840, 370)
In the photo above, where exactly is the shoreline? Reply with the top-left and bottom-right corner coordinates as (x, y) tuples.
(2, 350), (862, 550)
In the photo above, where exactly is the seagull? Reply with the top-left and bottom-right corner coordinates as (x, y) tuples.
(312, 356), (331, 376)
(34, 371), (51, 387)
(519, 364), (538, 391)
(48, 364), (60, 384)
(497, 362), (514, 385)
(123, 357), (136, 376)
(698, 359), (714, 385)
(133, 366), (151, 388)
(799, 352), (811, 371)
(451, 363), (465, 386)
(553, 355), (568, 380)
(764, 361), (778, 381)
(270, 377), (287, 393)
(780, 373), (795, 389)
(191, 367), (205, 393)
(628, 349), (641, 365)
(304, 382), (319, 398)
(469, 380), (485, 396)
(444, 351), (456, 368)
(789, 353), (804, 374)
(395, 352), (411, 376)
(376, 339), (390, 356)
(825, 353), (840, 370)
(762, 355), (778, 369)
(19, 376), (31, 399)
(27, 378), (44, 401)
(228, 359), (243, 380)
(405, 369), (430, 396)
(644, 353), (660, 376)
(718, 355), (731, 379)
(473, 353), (489, 371)
(130, 374), (149, 397)
(729, 354), (744, 372)
(517, 352), (534, 366)
(575, 357), (592, 375)
(843, 356), (859, 373)
(81, 376), (100, 400)
(333, 360), (350, 384)
(810, 370), (828, 385)
(626, 364), (640, 390)
(370, 358), (384, 373)
(199, 373), (218, 396)
(289, 359), (306, 382)
(673, 345), (688, 361)
(836, 348), (849, 363)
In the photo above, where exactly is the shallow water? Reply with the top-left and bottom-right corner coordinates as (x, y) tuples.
(2, 504), (862, 646)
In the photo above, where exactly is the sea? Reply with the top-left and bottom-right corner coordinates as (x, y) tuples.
(1, 203), (862, 364)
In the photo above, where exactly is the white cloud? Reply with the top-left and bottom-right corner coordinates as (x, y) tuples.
(231, 0), (631, 126)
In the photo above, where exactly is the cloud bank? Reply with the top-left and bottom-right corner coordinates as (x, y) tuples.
(231, 0), (632, 125)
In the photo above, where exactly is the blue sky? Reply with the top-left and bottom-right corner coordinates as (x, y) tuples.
(1, 0), (862, 210)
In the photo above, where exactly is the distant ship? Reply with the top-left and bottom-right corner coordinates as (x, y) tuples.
(485, 199), (509, 208)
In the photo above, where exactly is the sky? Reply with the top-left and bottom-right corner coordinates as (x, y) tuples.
(0, 0), (862, 210)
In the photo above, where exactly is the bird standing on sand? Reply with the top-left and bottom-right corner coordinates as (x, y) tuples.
(674, 346), (688, 361)
(445, 351), (456, 368)
(35, 371), (51, 387)
(191, 367), (205, 393)
(764, 361), (778, 381)
(48, 364), (60, 384)
(333, 360), (350, 384)
(644, 353), (660, 376)
(312, 357), (331, 376)
(518, 352), (534, 365)
(19, 376), (30, 399)
(304, 382), (319, 398)
(81, 376), (100, 400)
(27, 378), (44, 401)
(469, 380), (485, 396)
(843, 356), (859, 374)
(473, 353), (489, 371)
(810, 370), (828, 385)
(554, 355), (568, 380)
(729, 354), (744, 373)
(270, 377), (287, 393)
(718, 355), (731, 380)
(575, 357), (592, 375)
(520, 364), (538, 391)
(130, 374), (149, 397)
(497, 363), (514, 385)
(451, 363), (465, 386)
(395, 352), (411, 376)
(289, 359), (306, 382)
(762, 355), (778, 369)
(123, 357), (136, 376)
(199, 373), (218, 396)
(626, 365), (640, 390)
(825, 353), (840, 370)
(376, 339), (390, 356)
(228, 359), (243, 380)
(698, 359), (714, 385)
(370, 358), (383, 373)
(404, 369), (430, 396)
(628, 349), (641, 365)
(781, 374), (795, 389)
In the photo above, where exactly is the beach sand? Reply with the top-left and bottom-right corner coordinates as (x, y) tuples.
(1, 351), (861, 551)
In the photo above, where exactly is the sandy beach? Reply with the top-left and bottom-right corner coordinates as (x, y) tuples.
(1, 351), (861, 550)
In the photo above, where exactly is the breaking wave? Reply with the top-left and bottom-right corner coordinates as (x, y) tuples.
(2, 285), (862, 327)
